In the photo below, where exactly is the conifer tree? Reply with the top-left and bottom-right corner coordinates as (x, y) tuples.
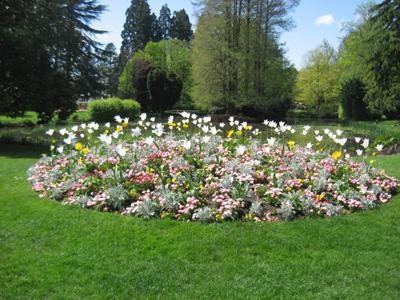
(158, 4), (172, 40)
(119, 0), (153, 68)
(170, 10), (193, 41)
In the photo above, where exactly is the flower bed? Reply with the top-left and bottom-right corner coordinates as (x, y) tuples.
(28, 113), (398, 222)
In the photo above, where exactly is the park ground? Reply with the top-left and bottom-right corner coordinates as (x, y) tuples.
(1, 142), (400, 299)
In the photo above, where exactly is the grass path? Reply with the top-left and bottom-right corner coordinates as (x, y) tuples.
(1, 144), (400, 299)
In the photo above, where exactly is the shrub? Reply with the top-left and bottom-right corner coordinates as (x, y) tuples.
(147, 68), (183, 113)
(88, 98), (140, 122)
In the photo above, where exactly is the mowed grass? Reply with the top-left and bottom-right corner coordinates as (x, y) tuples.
(1, 144), (400, 299)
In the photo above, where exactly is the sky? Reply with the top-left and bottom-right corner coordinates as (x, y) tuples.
(93, 0), (367, 69)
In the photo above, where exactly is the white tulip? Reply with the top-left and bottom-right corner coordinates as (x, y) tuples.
(236, 145), (246, 156)
(115, 144), (127, 157)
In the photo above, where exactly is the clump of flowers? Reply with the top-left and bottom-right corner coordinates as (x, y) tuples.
(28, 113), (398, 223)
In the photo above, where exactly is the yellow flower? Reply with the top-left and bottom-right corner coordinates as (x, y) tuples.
(77, 158), (83, 165)
(104, 129), (109, 134)
(369, 159), (375, 165)
(227, 129), (234, 138)
(287, 140), (296, 149)
(244, 125), (252, 131)
(171, 177), (176, 183)
(182, 123), (189, 128)
(82, 147), (90, 154)
(331, 150), (342, 160)
(381, 168), (385, 174)
(74, 143), (83, 151)
(116, 125), (123, 133)
(122, 121), (129, 128)
(168, 122), (177, 127)
(236, 130), (243, 136)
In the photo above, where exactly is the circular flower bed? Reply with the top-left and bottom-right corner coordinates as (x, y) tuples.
(28, 113), (398, 222)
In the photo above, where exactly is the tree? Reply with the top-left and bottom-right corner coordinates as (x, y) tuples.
(191, 0), (299, 118)
(119, 0), (153, 68)
(340, 77), (370, 121)
(158, 4), (172, 40)
(170, 9), (193, 41)
(364, 0), (400, 116)
(296, 40), (342, 118)
(118, 40), (192, 111)
(98, 43), (119, 96)
(150, 13), (162, 42)
(0, 0), (106, 121)
(147, 68), (182, 112)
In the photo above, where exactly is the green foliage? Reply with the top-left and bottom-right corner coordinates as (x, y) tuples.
(170, 9), (193, 41)
(363, 0), (400, 116)
(88, 98), (141, 122)
(118, 40), (192, 111)
(296, 40), (342, 118)
(0, 0), (106, 122)
(147, 68), (182, 112)
(98, 43), (119, 97)
(340, 78), (371, 121)
(119, 0), (154, 68)
(158, 4), (172, 40)
(191, 1), (298, 118)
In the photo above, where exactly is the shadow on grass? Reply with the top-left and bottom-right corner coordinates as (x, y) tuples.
(0, 143), (48, 159)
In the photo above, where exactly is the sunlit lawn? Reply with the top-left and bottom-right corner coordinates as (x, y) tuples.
(0, 144), (399, 298)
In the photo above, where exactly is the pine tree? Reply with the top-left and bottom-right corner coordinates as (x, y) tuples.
(158, 4), (172, 40)
(150, 13), (162, 42)
(119, 0), (153, 68)
(170, 10), (193, 41)
(98, 43), (119, 96)
(365, 0), (400, 116)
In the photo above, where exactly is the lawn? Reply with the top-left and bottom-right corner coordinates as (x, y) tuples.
(1, 143), (400, 299)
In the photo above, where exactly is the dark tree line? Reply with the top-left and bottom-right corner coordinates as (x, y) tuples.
(0, 0), (106, 121)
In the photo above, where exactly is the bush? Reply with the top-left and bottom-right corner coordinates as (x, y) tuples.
(147, 68), (183, 113)
(89, 98), (140, 122)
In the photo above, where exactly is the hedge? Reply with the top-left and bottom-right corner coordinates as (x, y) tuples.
(89, 98), (141, 122)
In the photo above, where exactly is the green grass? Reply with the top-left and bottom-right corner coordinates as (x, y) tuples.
(1, 144), (400, 299)
(0, 111), (90, 126)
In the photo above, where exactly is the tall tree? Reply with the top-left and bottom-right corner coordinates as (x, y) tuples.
(119, 0), (153, 69)
(192, 0), (299, 118)
(0, 0), (106, 121)
(296, 40), (342, 118)
(158, 4), (172, 40)
(170, 9), (193, 41)
(98, 43), (119, 96)
(364, 0), (400, 116)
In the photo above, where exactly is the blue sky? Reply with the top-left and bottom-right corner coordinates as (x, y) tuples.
(93, 0), (368, 68)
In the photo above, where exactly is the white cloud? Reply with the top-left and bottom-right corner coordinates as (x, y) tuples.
(315, 14), (335, 26)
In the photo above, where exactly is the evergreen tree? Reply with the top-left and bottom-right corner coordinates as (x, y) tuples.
(158, 4), (172, 40)
(119, 0), (153, 68)
(98, 43), (119, 96)
(0, 0), (106, 121)
(150, 13), (162, 42)
(365, 0), (400, 116)
(170, 10), (193, 41)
